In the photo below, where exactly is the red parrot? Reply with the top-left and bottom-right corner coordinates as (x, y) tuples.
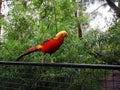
(15, 31), (68, 63)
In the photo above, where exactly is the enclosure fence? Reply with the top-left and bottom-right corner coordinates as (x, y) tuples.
(0, 61), (120, 90)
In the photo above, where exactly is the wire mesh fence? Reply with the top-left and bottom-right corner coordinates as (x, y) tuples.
(0, 61), (120, 90)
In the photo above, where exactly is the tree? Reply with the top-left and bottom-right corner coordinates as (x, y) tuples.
(84, 20), (120, 65)
(1, 0), (87, 62)
(106, 0), (120, 18)
(0, 0), (2, 33)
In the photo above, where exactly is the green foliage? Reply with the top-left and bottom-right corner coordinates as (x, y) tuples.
(1, 0), (119, 64)
(0, 0), (86, 62)
(0, 0), (120, 90)
(84, 20), (120, 64)
(0, 65), (106, 90)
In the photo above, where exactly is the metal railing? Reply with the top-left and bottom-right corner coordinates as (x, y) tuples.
(0, 61), (120, 90)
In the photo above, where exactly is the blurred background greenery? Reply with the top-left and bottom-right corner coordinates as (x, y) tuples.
(1, 0), (120, 65)
(0, 0), (120, 90)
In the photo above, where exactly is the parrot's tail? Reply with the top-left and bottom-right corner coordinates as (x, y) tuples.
(15, 45), (42, 61)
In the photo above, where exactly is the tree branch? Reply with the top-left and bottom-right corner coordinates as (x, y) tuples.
(88, 51), (120, 65)
(106, 0), (120, 17)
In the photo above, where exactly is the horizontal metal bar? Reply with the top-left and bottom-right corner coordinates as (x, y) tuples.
(0, 61), (120, 70)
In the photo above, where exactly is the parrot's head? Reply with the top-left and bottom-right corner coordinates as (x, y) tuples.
(54, 31), (68, 40)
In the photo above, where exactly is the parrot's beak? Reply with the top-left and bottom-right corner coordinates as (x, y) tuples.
(66, 33), (68, 37)
(64, 31), (68, 37)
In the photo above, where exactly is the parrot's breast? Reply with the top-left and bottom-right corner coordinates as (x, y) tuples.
(41, 38), (64, 54)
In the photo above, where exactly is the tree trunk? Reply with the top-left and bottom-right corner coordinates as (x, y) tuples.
(0, 0), (2, 15)
(77, 21), (82, 38)
(118, 1), (120, 8)
(106, 0), (120, 17)
(0, 0), (2, 33)
(75, 11), (82, 39)
(23, 0), (27, 9)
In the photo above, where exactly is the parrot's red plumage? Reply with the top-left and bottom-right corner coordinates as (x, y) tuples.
(15, 31), (68, 63)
